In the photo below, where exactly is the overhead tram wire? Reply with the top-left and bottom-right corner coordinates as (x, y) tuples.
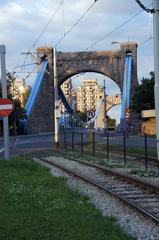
(55, 0), (99, 48)
(24, 64), (40, 80)
(139, 36), (153, 46)
(71, 37), (153, 79)
(135, 0), (154, 14)
(18, 1), (64, 63)
(53, 2), (148, 121)
(12, 63), (38, 74)
(12, 62), (39, 85)
(13, 0), (64, 83)
(57, 7), (146, 80)
(86, 8), (144, 50)
(26, 0), (65, 54)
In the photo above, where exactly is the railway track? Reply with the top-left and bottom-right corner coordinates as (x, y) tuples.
(38, 154), (159, 224)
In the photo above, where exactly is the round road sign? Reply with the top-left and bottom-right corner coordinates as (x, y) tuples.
(125, 112), (130, 121)
(87, 110), (95, 119)
(0, 98), (13, 117)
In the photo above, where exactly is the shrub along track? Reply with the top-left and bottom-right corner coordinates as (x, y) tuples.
(38, 153), (159, 224)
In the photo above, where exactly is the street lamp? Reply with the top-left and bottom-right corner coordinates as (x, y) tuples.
(153, 0), (159, 173)
(103, 78), (107, 134)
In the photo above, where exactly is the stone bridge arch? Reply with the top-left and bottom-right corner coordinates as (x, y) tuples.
(28, 42), (138, 133)
(57, 42), (138, 93)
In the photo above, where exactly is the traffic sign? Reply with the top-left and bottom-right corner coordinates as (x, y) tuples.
(124, 112), (130, 121)
(0, 98), (13, 117)
(87, 110), (95, 119)
(125, 108), (130, 113)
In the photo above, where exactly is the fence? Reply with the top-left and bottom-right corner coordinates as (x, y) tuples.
(58, 129), (159, 176)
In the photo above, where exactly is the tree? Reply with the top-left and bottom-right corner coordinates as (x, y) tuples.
(7, 73), (31, 134)
(132, 72), (154, 113)
(22, 85), (31, 107)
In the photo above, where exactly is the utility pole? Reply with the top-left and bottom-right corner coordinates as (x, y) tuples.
(153, 0), (159, 170)
(0, 45), (9, 159)
(53, 47), (59, 148)
(103, 78), (107, 134)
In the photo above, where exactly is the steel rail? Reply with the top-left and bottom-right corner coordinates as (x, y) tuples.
(39, 156), (159, 223)
(53, 152), (159, 193)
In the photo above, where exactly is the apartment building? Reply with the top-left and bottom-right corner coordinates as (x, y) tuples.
(76, 79), (103, 112)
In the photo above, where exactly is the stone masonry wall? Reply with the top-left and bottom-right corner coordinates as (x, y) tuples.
(28, 47), (54, 133)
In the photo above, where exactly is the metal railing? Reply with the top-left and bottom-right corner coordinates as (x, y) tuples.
(58, 129), (159, 175)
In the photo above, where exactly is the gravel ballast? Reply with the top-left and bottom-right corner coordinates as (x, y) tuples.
(35, 156), (159, 240)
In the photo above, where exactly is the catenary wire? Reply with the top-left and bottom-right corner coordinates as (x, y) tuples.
(16, 2), (151, 88)
(12, 63), (38, 74)
(17, 1), (142, 81)
(86, 9), (144, 50)
(139, 36), (153, 46)
(27, 0), (64, 54)
(55, 0), (98, 47)
(24, 64), (40, 80)
(57, 9), (146, 79)
(57, 1), (153, 81)
(17, 0), (64, 76)
(134, 0), (154, 13)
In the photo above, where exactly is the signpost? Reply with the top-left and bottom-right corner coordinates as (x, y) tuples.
(124, 112), (130, 121)
(124, 108), (130, 113)
(124, 108), (130, 137)
(124, 108), (130, 121)
(0, 45), (12, 159)
(0, 98), (13, 117)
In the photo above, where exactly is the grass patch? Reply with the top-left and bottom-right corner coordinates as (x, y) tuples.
(130, 168), (158, 177)
(59, 151), (159, 178)
(95, 143), (157, 158)
(0, 156), (134, 240)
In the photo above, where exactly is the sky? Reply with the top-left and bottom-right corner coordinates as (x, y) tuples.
(0, 0), (154, 123)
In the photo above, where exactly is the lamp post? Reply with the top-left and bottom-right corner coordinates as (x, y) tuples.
(153, 0), (159, 171)
(53, 47), (59, 148)
(103, 78), (107, 134)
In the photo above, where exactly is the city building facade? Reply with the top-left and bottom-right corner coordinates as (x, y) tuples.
(75, 79), (104, 113)
(9, 78), (29, 107)
(60, 79), (74, 112)
(61, 79), (72, 105)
